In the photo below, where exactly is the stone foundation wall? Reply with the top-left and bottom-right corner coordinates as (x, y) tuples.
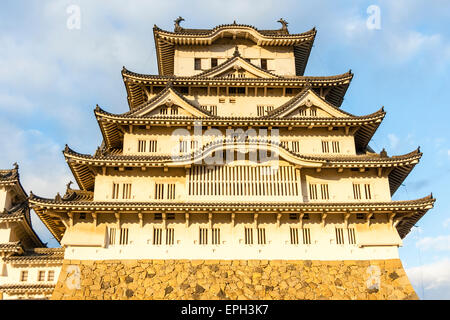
(51, 259), (418, 300)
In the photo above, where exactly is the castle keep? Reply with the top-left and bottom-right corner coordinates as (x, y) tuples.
(2, 19), (434, 299)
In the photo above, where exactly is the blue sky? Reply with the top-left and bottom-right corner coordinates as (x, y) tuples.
(0, 0), (449, 299)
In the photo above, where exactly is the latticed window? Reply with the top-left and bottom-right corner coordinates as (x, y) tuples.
(38, 270), (46, 282)
(194, 58), (201, 70)
(322, 141), (330, 153)
(155, 183), (164, 200)
(199, 228), (208, 245)
(153, 228), (162, 245)
(166, 228), (174, 245)
(122, 183), (132, 199)
(335, 227), (345, 245)
(112, 183), (132, 200)
(353, 183), (372, 200)
(188, 166), (300, 197)
(47, 270), (55, 281)
(148, 140), (157, 152)
(320, 184), (330, 200)
(332, 141), (340, 153)
(309, 183), (318, 200)
(257, 105), (274, 116)
(109, 228), (129, 245)
(348, 228), (356, 245)
(119, 228), (129, 245)
(257, 228), (266, 245)
(260, 58), (268, 70)
(167, 184), (176, 200)
(138, 140), (146, 153)
(302, 228), (311, 245)
(290, 227), (299, 245)
(309, 108), (317, 117)
(112, 183), (119, 199)
(244, 227), (253, 245)
(20, 271), (28, 282)
(291, 141), (300, 153)
(212, 228), (221, 245)
(160, 106), (168, 115)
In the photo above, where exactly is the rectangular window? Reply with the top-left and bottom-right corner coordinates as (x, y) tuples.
(299, 108), (307, 116)
(154, 213), (162, 220)
(109, 227), (116, 245)
(194, 58), (201, 70)
(155, 183), (164, 200)
(257, 228), (266, 245)
(335, 227), (345, 245)
(167, 213), (175, 220)
(211, 58), (218, 68)
(364, 184), (372, 199)
(309, 108), (317, 117)
(353, 183), (362, 200)
(160, 107), (168, 115)
(167, 184), (176, 200)
(257, 105), (274, 116)
(260, 59), (268, 70)
(208, 105), (217, 116)
(112, 183), (119, 200)
(321, 141), (330, 153)
(212, 228), (221, 245)
(291, 141), (300, 153)
(179, 140), (188, 153)
(122, 183), (132, 199)
(348, 228), (356, 245)
(119, 228), (129, 245)
(356, 213), (365, 220)
(149, 140), (157, 153)
(289, 213), (299, 220)
(166, 228), (174, 245)
(20, 271), (28, 282)
(153, 228), (162, 245)
(309, 183), (318, 200)
(320, 184), (330, 200)
(199, 228), (208, 245)
(170, 106), (178, 115)
(47, 271), (55, 282)
(244, 227), (253, 245)
(109, 228), (128, 245)
(332, 141), (341, 153)
(38, 271), (46, 282)
(138, 140), (146, 153)
(302, 228), (311, 245)
(191, 140), (199, 151)
(290, 227), (299, 245)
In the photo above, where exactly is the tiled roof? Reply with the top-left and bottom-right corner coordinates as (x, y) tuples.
(0, 283), (55, 293)
(122, 69), (353, 109)
(0, 241), (23, 253)
(4, 247), (65, 264)
(29, 194), (435, 239)
(153, 23), (316, 76)
(0, 166), (19, 184)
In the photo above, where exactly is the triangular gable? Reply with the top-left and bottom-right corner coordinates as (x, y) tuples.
(198, 56), (279, 79)
(127, 87), (211, 118)
(268, 89), (355, 119)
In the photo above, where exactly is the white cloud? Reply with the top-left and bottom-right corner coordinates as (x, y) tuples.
(444, 218), (450, 228)
(416, 235), (450, 252)
(406, 258), (450, 299)
(388, 133), (400, 151)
